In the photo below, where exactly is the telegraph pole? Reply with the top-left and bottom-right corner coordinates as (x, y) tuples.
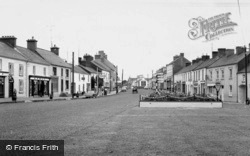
(72, 52), (74, 99)
(244, 46), (249, 105)
(97, 66), (99, 95)
(116, 66), (118, 94)
(122, 69), (123, 86)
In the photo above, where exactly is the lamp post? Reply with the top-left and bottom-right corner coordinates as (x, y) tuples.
(243, 46), (249, 105)
(214, 82), (221, 101)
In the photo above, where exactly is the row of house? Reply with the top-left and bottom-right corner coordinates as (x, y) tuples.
(152, 45), (250, 104)
(0, 36), (117, 98)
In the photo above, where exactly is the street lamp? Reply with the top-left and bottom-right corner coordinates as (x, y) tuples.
(214, 82), (221, 101)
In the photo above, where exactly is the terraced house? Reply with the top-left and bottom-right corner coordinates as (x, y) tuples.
(207, 47), (250, 103)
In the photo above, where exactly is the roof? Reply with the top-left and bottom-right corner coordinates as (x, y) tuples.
(16, 46), (50, 66)
(238, 64), (250, 73)
(167, 56), (190, 66)
(176, 61), (204, 74)
(0, 42), (27, 61)
(78, 65), (97, 74)
(36, 48), (71, 68)
(74, 65), (89, 74)
(195, 57), (221, 70)
(92, 59), (110, 71)
(208, 52), (247, 68)
(100, 58), (116, 71)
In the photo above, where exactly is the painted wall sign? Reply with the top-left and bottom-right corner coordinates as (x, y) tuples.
(188, 12), (237, 41)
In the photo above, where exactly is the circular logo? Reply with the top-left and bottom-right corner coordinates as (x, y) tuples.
(6, 145), (12, 150)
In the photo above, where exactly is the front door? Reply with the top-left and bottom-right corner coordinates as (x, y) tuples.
(9, 79), (14, 97)
(61, 79), (63, 92)
(0, 77), (4, 98)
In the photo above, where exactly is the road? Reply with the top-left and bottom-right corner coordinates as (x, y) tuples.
(1, 89), (250, 155)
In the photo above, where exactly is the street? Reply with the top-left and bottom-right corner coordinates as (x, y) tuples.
(1, 89), (250, 155)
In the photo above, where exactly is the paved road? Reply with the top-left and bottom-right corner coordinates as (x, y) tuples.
(1, 89), (250, 155)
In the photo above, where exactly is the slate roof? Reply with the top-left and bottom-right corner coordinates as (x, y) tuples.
(78, 65), (97, 74)
(0, 42), (27, 61)
(195, 57), (221, 70)
(74, 65), (89, 75)
(101, 59), (116, 71)
(238, 64), (250, 73)
(176, 61), (204, 74)
(36, 48), (71, 68)
(208, 52), (248, 68)
(92, 59), (110, 71)
(167, 56), (190, 66)
(16, 46), (50, 66)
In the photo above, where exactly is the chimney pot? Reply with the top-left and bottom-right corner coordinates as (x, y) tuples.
(50, 44), (59, 55)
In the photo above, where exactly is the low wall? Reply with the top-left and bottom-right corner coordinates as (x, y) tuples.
(139, 101), (223, 108)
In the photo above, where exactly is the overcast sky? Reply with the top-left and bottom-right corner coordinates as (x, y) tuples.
(1, 0), (250, 80)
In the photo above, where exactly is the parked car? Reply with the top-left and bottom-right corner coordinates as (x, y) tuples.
(85, 91), (97, 98)
(132, 87), (138, 94)
(121, 86), (127, 92)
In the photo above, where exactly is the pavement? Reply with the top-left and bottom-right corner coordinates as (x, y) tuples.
(0, 90), (119, 104)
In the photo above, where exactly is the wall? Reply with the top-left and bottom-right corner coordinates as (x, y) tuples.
(0, 57), (27, 98)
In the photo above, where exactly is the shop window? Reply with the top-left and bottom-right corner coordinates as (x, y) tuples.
(19, 64), (24, 77)
(9, 63), (14, 75)
(53, 67), (57, 76)
(66, 80), (69, 90)
(19, 79), (24, 94)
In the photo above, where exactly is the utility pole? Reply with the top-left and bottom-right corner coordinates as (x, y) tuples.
(122, 69), (123, 86)
(96, 66), (99, 95)
(116, 66), (118, 94)
(244, 46), (249, 105)
(72, 52), (74, 99)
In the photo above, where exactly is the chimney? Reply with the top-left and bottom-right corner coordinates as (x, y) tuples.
(218, 48), (226, 57)
(0, 36), (17, 47)
(192, 59), (196, 64)
(173, 55), (179, 61)
(78, 57), (82, 64)
(212, 51), (218, 58)
(186, 62), (191, 67)
(95, 54), (101, 59)
(50, 44), (59, 55)
(84, 54), (93, 62)
(180, 53), (184, 57)
(205, 55), (210, 60)
(27, 36), (37, 51)
(202, 55), (210, 61)
(225, 49), (234, 57)
(236, 46), (244, 55)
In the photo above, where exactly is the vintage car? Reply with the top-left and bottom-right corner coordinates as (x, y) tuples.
(121, 86), (127, 92)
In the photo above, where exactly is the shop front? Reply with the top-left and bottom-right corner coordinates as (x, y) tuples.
(29, 76), (50, 97)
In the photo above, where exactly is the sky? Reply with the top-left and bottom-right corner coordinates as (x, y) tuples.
(1, 0), (250, 80)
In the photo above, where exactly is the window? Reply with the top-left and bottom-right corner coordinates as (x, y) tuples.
(0, 59), (2, 71)
(243, 74), (245, 82)
(53, 67), (57, 76)
(216, 70), (219, 79)
(61, 68), (63, 76)
(66, 80), (69, 90)
(210, 70), (212, 80)
(202, 69), (204, 80)
(229, 68), (232, 79)
(19, 64), (24, 77)
(66, 69), (69, 77)
(52, 77), (58, 92)
(79, 74), (80, 81)
(221, 69), (224, 79)
(43, 67), (46, 76)
(33, 66), (36, 75)
(9, 63), (14, 75)
(19, 79), (24, 93)
(229, 85), (232, 96)
(198, 70), (200, 80)
(88, 75), (90, 82)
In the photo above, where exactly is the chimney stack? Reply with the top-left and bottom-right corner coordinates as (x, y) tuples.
(236, 46), (244, 55)
(218, 48), (226, 57)
(95, 54), (101, 59)
(27, 36), (37, 51)
(78, 57), (82, 64)
(180, 53), (184, 57)
(192, 59), (196, 64)
(225, 49), (234, 57)
(173, 55), (179, 61)
(84, 54), (93, 62)
(50, 44), (59, 55)
(212, 51), (218, 58)
(0, 36), (17, 47)
(186, 62), (191, 67)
